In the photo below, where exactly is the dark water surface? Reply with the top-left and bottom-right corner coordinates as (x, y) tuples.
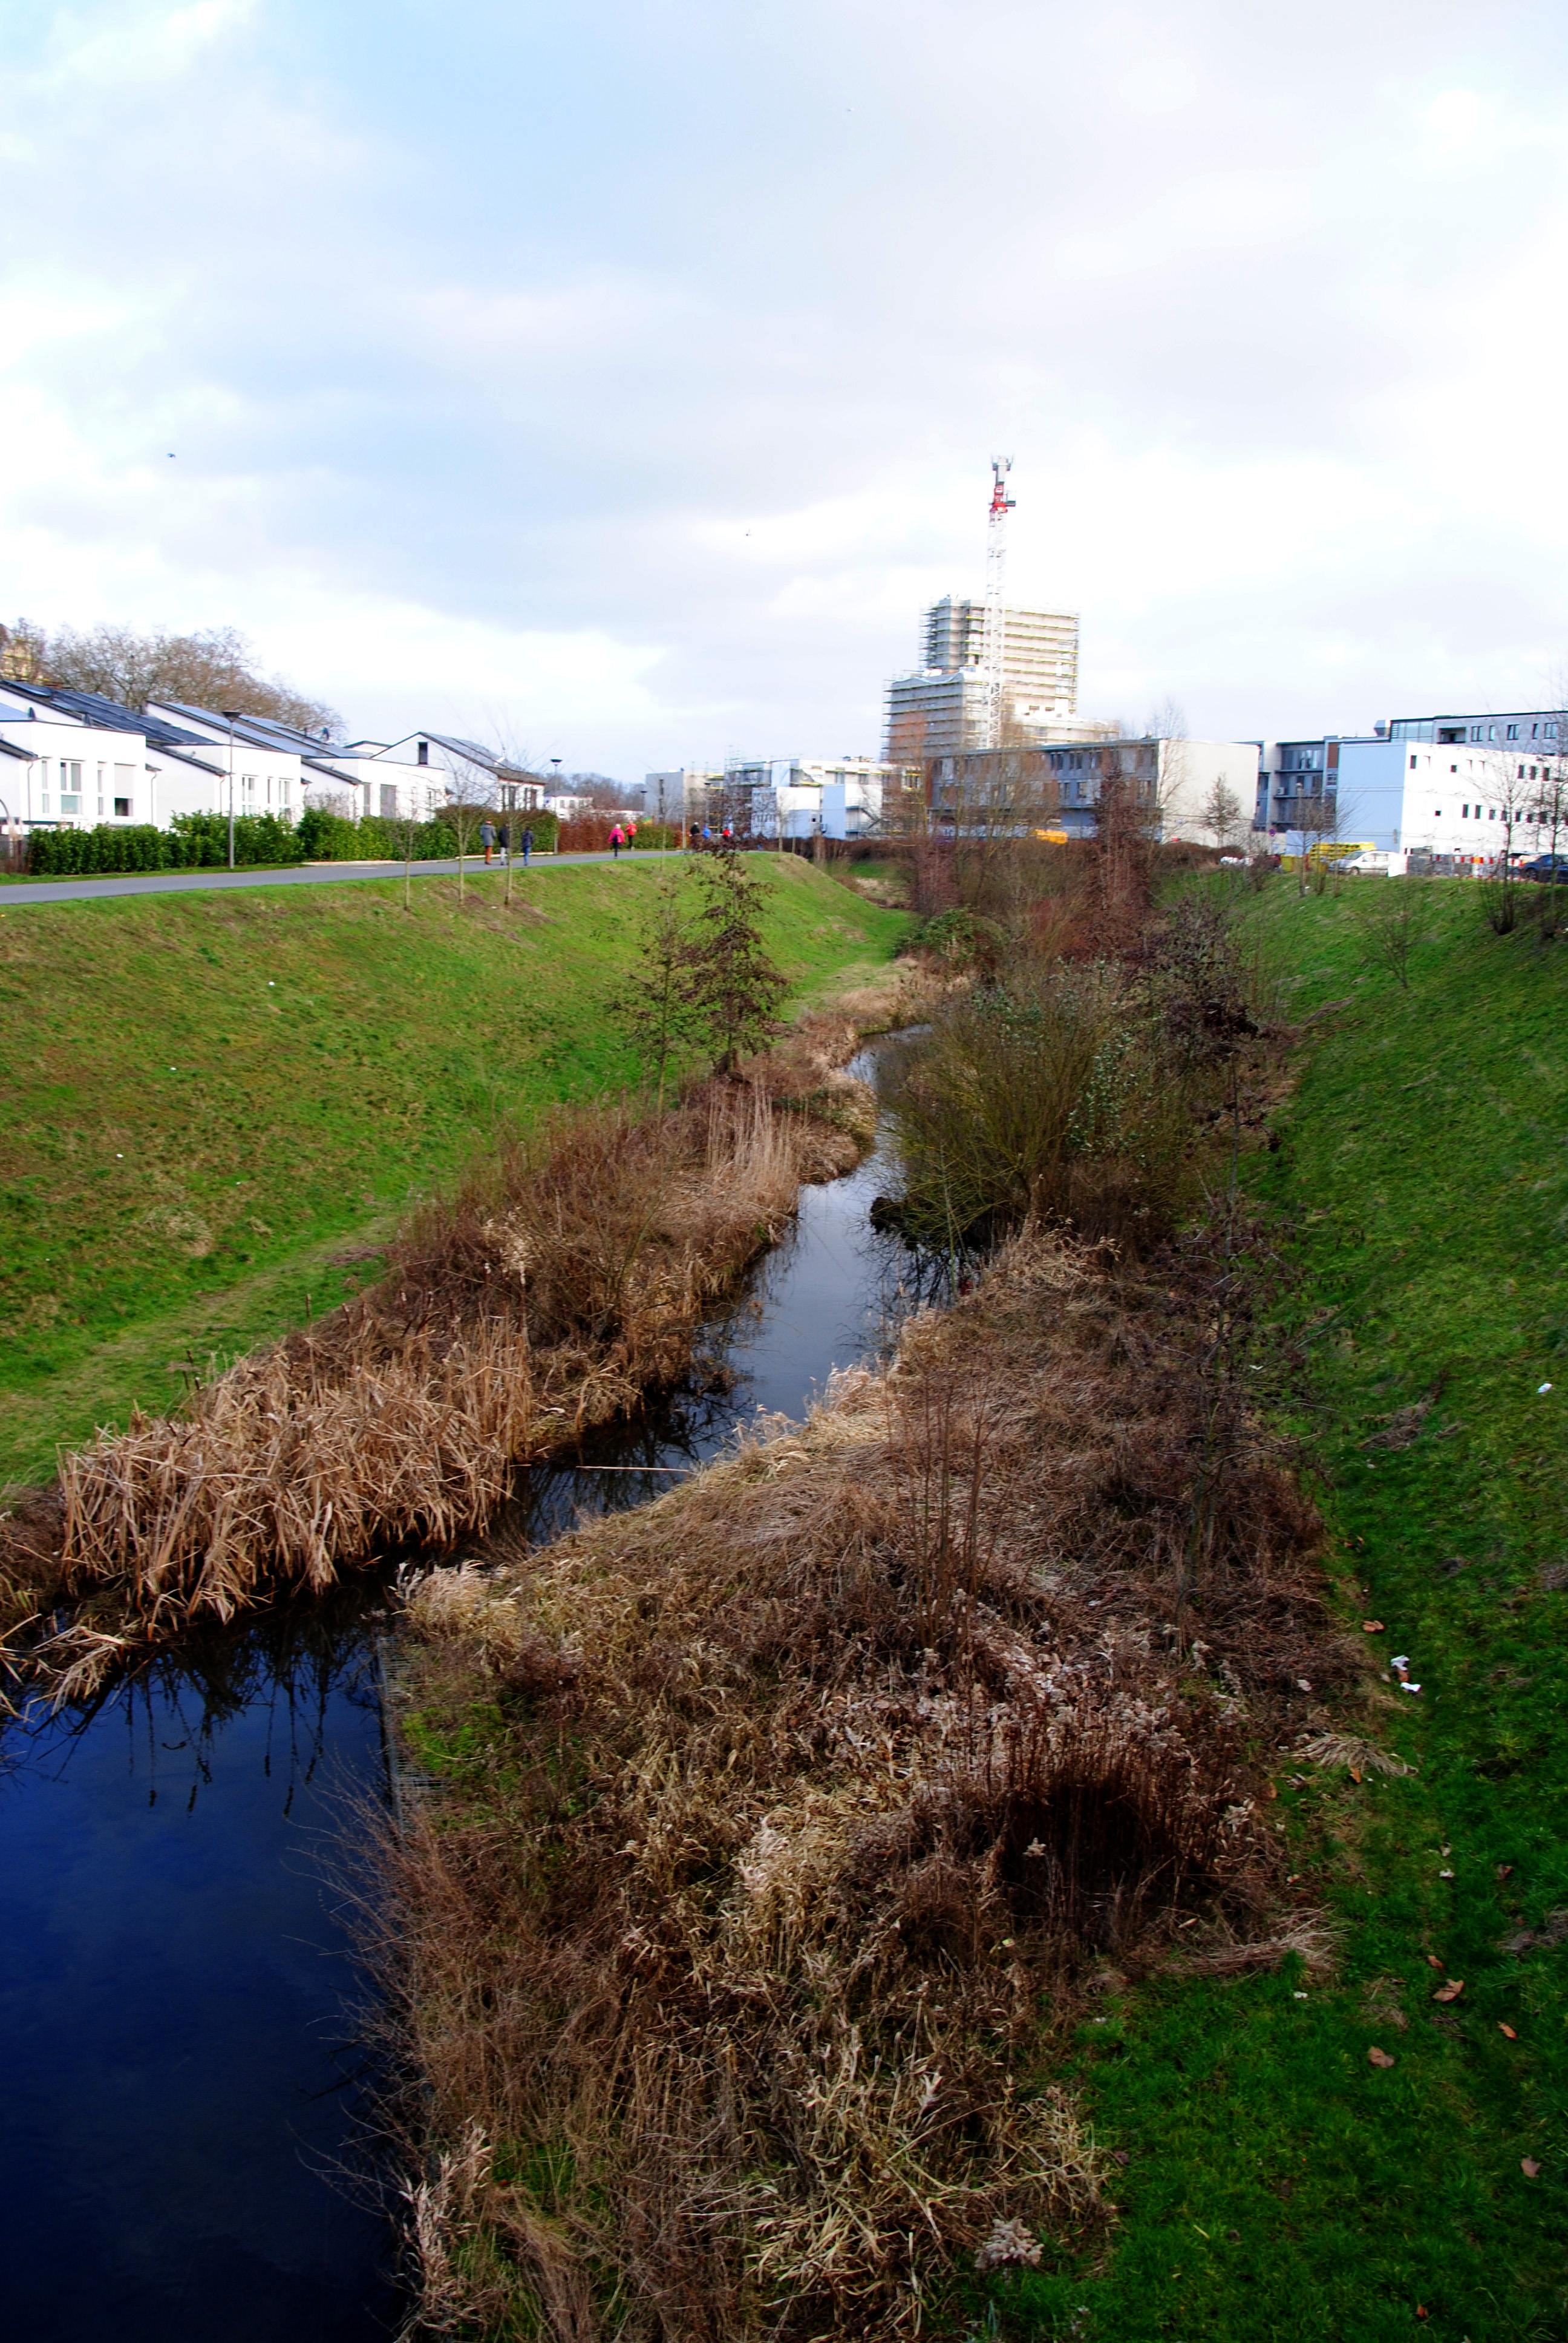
(0, 1038), (929, 2339)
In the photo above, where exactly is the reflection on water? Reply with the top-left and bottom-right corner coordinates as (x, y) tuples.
(0, 1032), (933, 2339)
(509, 1036), (947, 1547)
(0, 1588), (399, 2343)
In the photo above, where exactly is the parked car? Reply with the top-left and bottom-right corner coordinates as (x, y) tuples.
(1521, 855), (1568, 883)
(1331, 850), (1397, 876)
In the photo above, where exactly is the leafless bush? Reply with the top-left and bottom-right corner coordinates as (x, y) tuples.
(384, 1225), (1328, 2338)
(0, 1041), (876, 1688)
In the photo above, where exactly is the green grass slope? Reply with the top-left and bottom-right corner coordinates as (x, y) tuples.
(998, 882), (1567, 2343)
(0, 857), (903, 1487)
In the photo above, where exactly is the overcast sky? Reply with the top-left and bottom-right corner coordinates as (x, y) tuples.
(5, 0), (1567, 773)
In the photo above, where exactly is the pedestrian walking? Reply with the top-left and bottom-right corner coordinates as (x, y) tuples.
(521, 825), (534, 868)
(480, 819), (496, 865)
(610, 824), (624, 859)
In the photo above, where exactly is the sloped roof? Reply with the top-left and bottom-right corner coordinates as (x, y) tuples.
(153, 701), (338, 755)
(0, 681), (217, 752)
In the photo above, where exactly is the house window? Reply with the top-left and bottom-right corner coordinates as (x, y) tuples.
(60, 794), (80, 815)
(1410, 755), (1418, 768)
(114, 796), (131, 818)
(1471, 726), (1483, 741)
(1508, 724), (1519, 740)
(417, 740), (430, 766)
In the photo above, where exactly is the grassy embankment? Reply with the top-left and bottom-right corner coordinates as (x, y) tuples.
(1024, 879), (1567, 2343)
(386, 868), (1568, 2342)
(0, 858), (904, 1490)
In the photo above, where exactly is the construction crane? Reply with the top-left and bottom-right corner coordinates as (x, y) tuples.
(981, 456), (1014, 751)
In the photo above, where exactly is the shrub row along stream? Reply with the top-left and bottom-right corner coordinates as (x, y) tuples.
(0, 1000), (912, 1700)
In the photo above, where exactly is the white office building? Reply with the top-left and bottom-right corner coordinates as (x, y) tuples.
(1259, 707), (1566, 865)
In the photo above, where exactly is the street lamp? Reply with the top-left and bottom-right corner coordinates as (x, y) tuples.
(223, 710), (243, 869)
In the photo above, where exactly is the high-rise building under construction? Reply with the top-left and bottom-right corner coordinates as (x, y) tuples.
(883, 595), (1079, 759)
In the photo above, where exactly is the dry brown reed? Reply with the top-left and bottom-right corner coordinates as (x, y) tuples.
(382, 1223), (1339, 2339)
(0, 1017), (878, 1690)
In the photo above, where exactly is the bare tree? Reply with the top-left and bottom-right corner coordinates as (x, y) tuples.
(1359, 878), (1434, 989)
(40, 621), (339, 734)
(441, 760), (495, 908)
(1477, 744), (1535, 932)
(1199, 778), (1247, 853)
(1526, 684), (1568, 938)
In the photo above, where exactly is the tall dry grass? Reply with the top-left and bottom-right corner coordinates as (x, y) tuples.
(381, 1224), (1344, 2339)
(0, 1017), (879, 1694)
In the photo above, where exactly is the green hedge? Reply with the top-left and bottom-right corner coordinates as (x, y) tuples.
(23, 803), (598, 875)
(25, 814), (306, 876)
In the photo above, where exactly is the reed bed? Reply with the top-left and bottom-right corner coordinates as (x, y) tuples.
(381, 1223), (1345, 2339)
(0, 1015), (878, 1691)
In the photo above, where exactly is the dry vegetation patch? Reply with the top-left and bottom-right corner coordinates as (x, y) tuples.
(0, 1017), (879, 1694)
(384, 1224), (1340, 2338)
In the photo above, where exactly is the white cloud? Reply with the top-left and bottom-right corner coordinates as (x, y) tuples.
(31, 0), (255, 88)
(4, 0), (1568, 769)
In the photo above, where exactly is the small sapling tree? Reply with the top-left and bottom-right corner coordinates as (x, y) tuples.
(619, 867), (702, 1110)
(1359, 877), (1434, 990)
(681, 847), (788, 1073)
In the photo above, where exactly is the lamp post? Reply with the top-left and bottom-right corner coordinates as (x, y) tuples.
(223, 710), (243, 868)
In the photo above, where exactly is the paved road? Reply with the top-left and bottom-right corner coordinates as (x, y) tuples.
(0, 850), (682, 909)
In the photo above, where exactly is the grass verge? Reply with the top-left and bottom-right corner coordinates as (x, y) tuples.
(1028, 879), (1567, 2342)
(0, 857), (903, 1486)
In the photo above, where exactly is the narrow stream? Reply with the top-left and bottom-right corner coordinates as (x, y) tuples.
(0, 1037), (930, 2339)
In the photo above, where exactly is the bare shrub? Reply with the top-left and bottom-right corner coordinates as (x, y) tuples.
(884, 960), (1197, 1253)
(384, 1226), (1328, 2337)
(0, 1044), (877, 1686)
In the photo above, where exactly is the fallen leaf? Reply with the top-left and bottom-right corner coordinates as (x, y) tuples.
(1350, 1766), (1364, 1784)
(1426, 1954), (1444, 1969)
(1497, 1863), (1514, 1881)
(1368, 2046), (1396, 2068)
(1521, 2157), (1541, 2180)
(1362, 1619), (1385, 1633)
(1499, 2023), (1518, 2040)
(1433, 1980), (1465, 2003)
(1416, 2309), (1428, 2322)
(1264, 1783), (1278, 1801)
(1112, 2148), (1130, 2166)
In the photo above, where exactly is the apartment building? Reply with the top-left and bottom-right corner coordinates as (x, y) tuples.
(1259, 708), (1565, 863)
(884, 598), (1079, 759)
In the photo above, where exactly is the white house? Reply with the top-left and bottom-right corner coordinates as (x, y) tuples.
(330, 733), (540, 821)
(0, 684), (229, 829)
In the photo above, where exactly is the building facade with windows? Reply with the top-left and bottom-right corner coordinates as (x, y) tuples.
(883, 598), (1080, 759)
(0, 684), (230, 830)
(1258, 710), (1566, 863)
